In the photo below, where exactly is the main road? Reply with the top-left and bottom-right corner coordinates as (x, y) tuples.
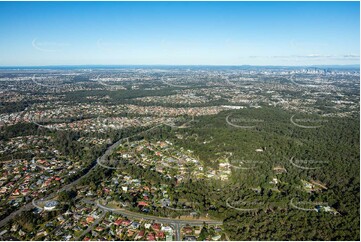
(0, 123), (223, 241)
(96, 200), (223, 241)
(0, 124), (162, 228)
(0, 123), (200, 225)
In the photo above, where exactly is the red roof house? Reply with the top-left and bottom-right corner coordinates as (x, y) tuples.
(147, 233), (155, 241)
(114, 219), (123, 226)
(138, 201), (149, 207)
(152, 223), (161, 231)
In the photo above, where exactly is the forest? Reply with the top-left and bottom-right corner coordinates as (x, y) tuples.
(143, 107), (360, 240)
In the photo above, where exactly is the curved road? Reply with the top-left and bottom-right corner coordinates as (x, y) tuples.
(96, 200), (222, 225)
(225, 198), (259, 212)
(0, 123), (215, 232)
(0, 124), (162, 229)
(96, 200), (222, 241)
(289, 198), (318, 212)
(0, 123), (223, 241)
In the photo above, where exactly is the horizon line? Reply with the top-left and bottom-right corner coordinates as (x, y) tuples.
(0, 64), (359, 68)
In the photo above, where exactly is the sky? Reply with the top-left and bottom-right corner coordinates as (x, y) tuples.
(0, 1), (359, 66)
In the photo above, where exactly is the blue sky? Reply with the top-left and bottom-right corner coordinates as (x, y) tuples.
(0, 1), (359, 66)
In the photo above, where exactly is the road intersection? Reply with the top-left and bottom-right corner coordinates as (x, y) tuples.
(0, 124), (223, 241)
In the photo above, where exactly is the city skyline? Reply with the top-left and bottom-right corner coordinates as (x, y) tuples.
(0, 1), (359, 66)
